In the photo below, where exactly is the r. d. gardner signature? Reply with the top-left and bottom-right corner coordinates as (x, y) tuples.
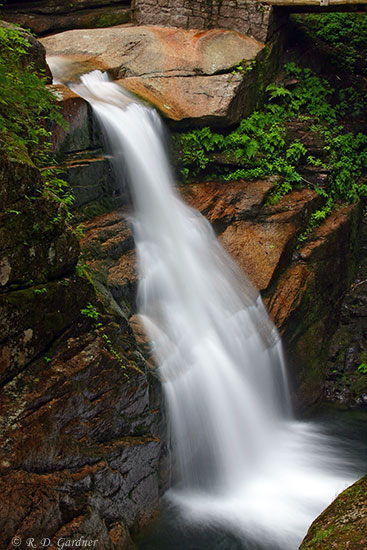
(11, 536), (99, 548)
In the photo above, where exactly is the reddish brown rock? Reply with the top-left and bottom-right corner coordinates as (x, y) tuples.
(182, 182), (319, 292)
(79, 210), (137, 315)
(265, 263), (314, 329)
(264, 202), (362, 408)
(129, 314), (154, 364)
(121, 73), (246, 125)
(298, 203), (358, 262)
(181, 179), (274, 228)
(220, 219), (297, 291)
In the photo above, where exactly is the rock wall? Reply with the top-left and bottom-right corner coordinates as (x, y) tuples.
(49, 84), (129, 217)
(0, 0), (131, 35)
(0, 35), (166, 550)
(181, 181), (362, 409)
(0, 156), (166, 550)
(131, 0), (283, 43)
(324, 214), (367, 407)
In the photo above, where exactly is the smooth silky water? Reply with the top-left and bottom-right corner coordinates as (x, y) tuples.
(57, 68), (365, 549)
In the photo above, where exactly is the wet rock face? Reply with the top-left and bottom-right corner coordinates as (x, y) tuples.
(266, 203), (362, 408)
(0, 156), (166, 548)
(47, 84), (129, 216)
(48, 85), (95, 157)
(0, 154), (83, 385)
(300, 476), (367, 550)
(324, 215), (367, 407)
(0, 319), (163, 549)
(0, 1), (131, 35)
(80, 211), (137, 314)
(41, 26), (278, 127)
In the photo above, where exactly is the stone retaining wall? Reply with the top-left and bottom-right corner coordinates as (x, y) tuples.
(131, 0), (277, 42)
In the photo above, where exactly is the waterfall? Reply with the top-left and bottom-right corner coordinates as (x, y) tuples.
(72, 71), (355, 549)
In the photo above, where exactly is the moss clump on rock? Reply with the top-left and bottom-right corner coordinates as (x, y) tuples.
(300, 476), (367, 549)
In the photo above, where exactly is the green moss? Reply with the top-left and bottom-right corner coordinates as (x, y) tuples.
(300, 476), (367, 549)
(311, 526), (334, 544)
(95, 11), (130, 28)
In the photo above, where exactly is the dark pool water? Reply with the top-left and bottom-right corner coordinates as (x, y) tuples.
(136, 408), (367, 550)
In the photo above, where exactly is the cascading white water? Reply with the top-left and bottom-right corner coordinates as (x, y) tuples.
(71, 71), (356, 549)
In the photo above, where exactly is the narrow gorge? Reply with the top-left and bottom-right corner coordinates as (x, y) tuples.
(0, 2), (366, 549)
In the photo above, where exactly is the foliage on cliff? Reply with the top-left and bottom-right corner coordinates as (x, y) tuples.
(299, 13), (367, 73)
(0, 26), (63, 160)
(175, 63), (367, 242)
(0, 25), (70, 205)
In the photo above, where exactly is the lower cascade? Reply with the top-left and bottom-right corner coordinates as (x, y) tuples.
(72, 71), (357, 549)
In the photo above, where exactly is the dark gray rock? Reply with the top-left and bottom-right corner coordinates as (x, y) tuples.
(0, 2), (131, 35)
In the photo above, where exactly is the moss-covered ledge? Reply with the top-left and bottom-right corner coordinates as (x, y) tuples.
(300, 476), (367, 549)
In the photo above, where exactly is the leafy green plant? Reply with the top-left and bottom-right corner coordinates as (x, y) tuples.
(80, 302), (136, 377)
(0, 27), (66, 160)
(80, 302), (100, 321)
(266, 83), (292, 102)
(300, 13), (367, 72)
(357, 363), (367, 374)
(34, 287), (47, 294)
(297, 199), (333, 245)
(231, 59), (256, 76)
(0, 26), (73, 215)
(73, 223), (85, 239)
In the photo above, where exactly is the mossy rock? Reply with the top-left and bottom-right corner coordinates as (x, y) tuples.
(0, 153), (40, 210)
(0, 273), (93, 384)
(300, 476), (367, 549)
(0, 195), (80, 291)
(0, 21), (50, 76)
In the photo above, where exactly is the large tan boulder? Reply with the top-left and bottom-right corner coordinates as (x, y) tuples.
(120, 73), (248, 125)
(42, 26), (263, 78)
(41, 26), (266, 126)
